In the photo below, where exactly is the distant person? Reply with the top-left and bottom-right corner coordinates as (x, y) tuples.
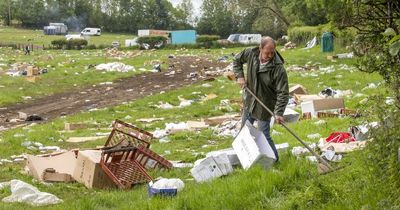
(24, 45), (30, 55)
(232, 36), (289, 162)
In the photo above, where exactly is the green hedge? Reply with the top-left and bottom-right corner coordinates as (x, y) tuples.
(163, 41), (252, 50)
(51, 39), (88, 50)
(197, 35), (220, 43)
(137, 36), (168, 49)
(51, 39), (67, 49)
(288, 24), (356, 47)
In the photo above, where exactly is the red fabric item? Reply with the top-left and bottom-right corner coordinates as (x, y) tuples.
(325, 132), (356, 143)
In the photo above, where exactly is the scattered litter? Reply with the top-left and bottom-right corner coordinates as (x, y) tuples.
(213, 120), (240, 137)
(191, 153), (233, 183)
(159, 138), (170, 143)
(178, 99), (193, 108)
(150, 178), (184, 192)
(362, 83), (377, 91)
(314, 120), (327, 126)
(306, 156), (318, 163)
(95, 62), (135, 72)
(170, 161), (194, 168)
(187, 121), (209, 130)
(206, 148), (240, 166)
(2, 180), (62, 206)
(321, 149), (342, 162)
(136, 118), (165, 123)
(165, 122), (189, 134)
(325, 132), (355, 143)
(291, 147), (310, 157)
(201, 83), (212, 88)
(156, 102), (174, 109)
(283, 41), (296, 50)
(152, 128), (168, 139)
(66, 136), (104, 143)
(276, 143), (289, 152)
(307, 133), (321, 139)
(105, 48), (142, 59)
(319, 141), (367, 153)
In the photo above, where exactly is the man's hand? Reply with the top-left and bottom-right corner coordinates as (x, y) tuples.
(237, 77), (246, 89)
(274, 115), (285, 124)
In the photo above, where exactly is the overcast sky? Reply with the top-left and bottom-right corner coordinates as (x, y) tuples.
(168, 0), (203, 17)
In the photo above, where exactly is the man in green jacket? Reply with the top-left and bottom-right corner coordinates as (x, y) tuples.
(233, 36), (289, 162)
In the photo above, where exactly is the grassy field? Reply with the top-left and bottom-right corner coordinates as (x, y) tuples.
(0, 28), (392, 209)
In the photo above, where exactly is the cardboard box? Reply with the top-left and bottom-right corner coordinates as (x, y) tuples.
(64, 123), (88, 131)
(301, 98), (345, 118)
(25, 76), (41, 83)
(27, 66), (39, 76)
(73, 150), (116, 189)
(232, 121), (276, 170)
(26, 151), (77, 181)
(289, 84), (308, 95)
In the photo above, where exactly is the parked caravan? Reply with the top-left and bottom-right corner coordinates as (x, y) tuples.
(43, 23), (68, 35)
(227, 34), (262, 44)
(138, 29), (170, 37)
(81, 28), (101, 36)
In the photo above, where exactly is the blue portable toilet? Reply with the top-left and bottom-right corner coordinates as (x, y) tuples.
(169, 30), (196, 45)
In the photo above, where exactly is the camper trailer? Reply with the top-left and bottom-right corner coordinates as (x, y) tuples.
(81, 28), (101, 36)
(227, 34), (262, 44)
(43, 23), (68, 35)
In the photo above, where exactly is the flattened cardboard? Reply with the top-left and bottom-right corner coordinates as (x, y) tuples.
(289, 84), (308, 95)
(26, 151), (77, 181)
(43, 171), (74, 182)
(66, 136), (104, 143)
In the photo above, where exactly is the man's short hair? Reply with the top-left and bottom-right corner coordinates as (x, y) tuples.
(260, 36), (276, 49)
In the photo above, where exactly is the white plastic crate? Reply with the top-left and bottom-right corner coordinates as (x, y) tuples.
(232, 121), (276, 170)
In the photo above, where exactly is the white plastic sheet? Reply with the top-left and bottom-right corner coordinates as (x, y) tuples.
(2, 180), (62, 206)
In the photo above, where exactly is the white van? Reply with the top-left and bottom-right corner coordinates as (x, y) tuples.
(81, 28), (101, 36)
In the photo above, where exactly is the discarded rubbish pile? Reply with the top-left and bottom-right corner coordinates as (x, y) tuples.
(95, 62), (135, 72)
(24, 120), (177, 193)
(291, 122), (376, 167)
(287, 84), (360, 120)
(105, 48), (143, 60)
(6, 62), (48, 77)
(191, 121), (277, 182)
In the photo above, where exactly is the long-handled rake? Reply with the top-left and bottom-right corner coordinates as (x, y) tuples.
(244, 87), (339, 174)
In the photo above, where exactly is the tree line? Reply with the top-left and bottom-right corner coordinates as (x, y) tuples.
(0, 0), (352, 38)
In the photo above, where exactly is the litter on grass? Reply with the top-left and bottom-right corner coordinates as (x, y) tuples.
(1, 180), (62, 206)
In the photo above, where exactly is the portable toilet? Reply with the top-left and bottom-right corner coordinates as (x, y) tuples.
(321, 32), (334, 52)
(169, 30), (196, 45)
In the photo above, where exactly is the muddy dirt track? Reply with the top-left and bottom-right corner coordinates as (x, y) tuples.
(0, 56), (229, 130)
